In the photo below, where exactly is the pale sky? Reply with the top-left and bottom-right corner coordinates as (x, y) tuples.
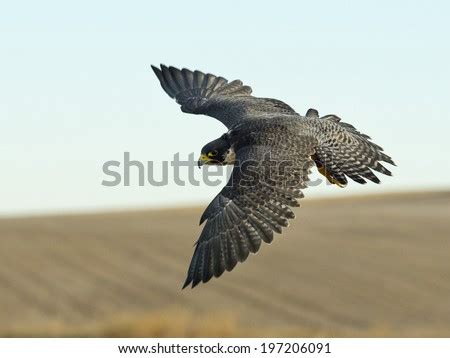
(1, 0), (449, 216)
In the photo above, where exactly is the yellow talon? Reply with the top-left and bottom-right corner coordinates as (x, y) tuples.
(317, 164), (346, 188)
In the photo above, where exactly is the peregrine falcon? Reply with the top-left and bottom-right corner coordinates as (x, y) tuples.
(151, 65), (395, 288)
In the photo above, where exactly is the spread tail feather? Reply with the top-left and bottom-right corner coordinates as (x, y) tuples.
(309, 114), (395, 186)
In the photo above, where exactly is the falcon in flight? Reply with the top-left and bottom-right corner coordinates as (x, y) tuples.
(151, 65), (395, 288)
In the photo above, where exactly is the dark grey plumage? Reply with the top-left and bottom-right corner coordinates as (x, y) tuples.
(151, 65), (395, 288)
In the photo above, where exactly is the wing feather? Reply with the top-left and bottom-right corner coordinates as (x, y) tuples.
(183, 135), (316, 288)
(152, 65), (298, 129)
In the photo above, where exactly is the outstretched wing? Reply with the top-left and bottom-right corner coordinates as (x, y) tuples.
(183, 132), (317, 288)
(151, 65), (298, 129)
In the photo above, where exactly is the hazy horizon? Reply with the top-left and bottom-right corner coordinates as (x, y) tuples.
(2, 1), (449, 215)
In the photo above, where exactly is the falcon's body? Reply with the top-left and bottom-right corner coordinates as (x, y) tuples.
(152, 65), (395, 288)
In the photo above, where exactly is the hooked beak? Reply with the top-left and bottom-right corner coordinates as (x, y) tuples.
(197, 154), (209, 168)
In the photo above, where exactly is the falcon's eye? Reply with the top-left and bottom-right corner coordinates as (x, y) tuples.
(207, 150), (218, 158)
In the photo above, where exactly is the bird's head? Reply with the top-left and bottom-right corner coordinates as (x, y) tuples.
(198, 136), (236, 167)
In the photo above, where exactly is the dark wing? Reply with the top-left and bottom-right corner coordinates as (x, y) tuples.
(151, 65), (298, 129)
(183, 132), (317, 288)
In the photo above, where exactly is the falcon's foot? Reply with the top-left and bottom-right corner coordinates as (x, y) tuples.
(311, 155), (347, 188)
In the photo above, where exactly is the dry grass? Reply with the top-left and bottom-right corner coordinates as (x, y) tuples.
(1, 191), (449, 337)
